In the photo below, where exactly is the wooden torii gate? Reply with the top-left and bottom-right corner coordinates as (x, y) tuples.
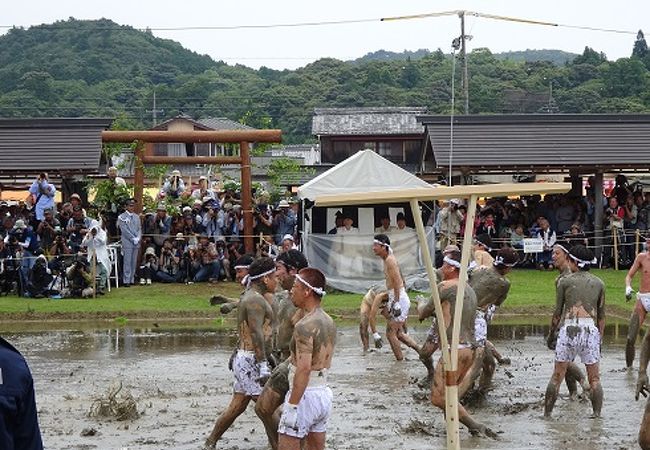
(313, 182), (571, 450)
(101, 129), (282, 253)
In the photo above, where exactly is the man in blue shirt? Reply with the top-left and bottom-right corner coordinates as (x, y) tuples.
(0, 336), (43, 450)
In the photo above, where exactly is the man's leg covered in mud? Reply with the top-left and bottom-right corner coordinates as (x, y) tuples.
(431, 350), (497, 438)
(386, 320), (404, 361)
(565, 362), (588, 400)
(397, 322), (420, 352)
(359, 308), (370, 352)
(459, 347), (485, 399)
(544, 361), (569, 417)
(418, 339), (437, 387)
(254, 361), (290, 450)
(478, 345), (497, 392)
(585, 363), (603, 418)
(486, 340), (510, 365)
(640, 398), (650, 450)
(627, 305), (645, 368)
(204, 393), (251, 448)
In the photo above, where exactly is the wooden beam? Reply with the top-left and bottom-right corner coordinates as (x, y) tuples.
(101, 130), (282, 144)
(240, 141), (254, 254)
(133, 142), (145, 214)
(141, 156), (242, 165)
(312, 182), (571, 206)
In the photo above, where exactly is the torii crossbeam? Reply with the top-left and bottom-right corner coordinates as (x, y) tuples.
(313, 182), (571, 450)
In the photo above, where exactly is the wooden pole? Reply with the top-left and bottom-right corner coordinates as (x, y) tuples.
(636, 229), (640, 257)
(240, 141), (254, 254)
(102, 129), (282, 144)
(613, 226), (619, 271)
(91, 252), (97, 300)
(134, 142), (145, 214)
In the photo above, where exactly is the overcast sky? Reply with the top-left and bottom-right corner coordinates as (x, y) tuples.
(3, 1), (648, 70)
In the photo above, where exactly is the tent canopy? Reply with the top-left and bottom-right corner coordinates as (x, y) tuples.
(297, 149), (432, 201)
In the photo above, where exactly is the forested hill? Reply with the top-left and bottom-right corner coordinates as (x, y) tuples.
(1, 18), (650, 144)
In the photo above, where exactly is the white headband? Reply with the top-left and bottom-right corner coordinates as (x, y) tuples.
(493, 255), (517, 267)
(569, 253), (597, 268)
(246, 267), (276, 287)
(443, 256), (461, 269)
(373, 239), (393, 254)
(233, 265), (250, 270)
(553, 243), (570, 255)
(295, 273), (326, 297)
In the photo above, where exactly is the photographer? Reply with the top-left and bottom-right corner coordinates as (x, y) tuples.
(48, 231), (71, 274)
(36, 208), (60, 255)
(193, 236), (221, 283)
(81, 221), (109, 294)
(146, 204), (172, 250)
(5, 219), (39, 273)
(64, 256), (94, 298)
(215, 238), (232, 281)
(438, 198), (464, 249)
(25, 253), (53, 298)
(253, 203), (273, 239)
(160, 169), (186, 200)
(201, 199), (225, 241)
(66, 206), (93, 253)
(138, 247), (158, 285)
(28, 172), (56, 225)
(272, 199), (296, 245)
(156, 239), (182, 283)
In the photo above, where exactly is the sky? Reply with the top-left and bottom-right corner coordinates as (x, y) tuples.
(3, 1), (649, 70)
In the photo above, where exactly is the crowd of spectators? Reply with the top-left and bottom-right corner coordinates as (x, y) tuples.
(432, 174), (650, 269)
(0, 169), (299, 298)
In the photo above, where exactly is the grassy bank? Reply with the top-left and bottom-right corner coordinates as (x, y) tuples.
(0, 269), (634, 322)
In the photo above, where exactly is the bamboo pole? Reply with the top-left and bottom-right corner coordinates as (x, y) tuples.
(613, 226), (619, 271)
(92, 252), (97, 300)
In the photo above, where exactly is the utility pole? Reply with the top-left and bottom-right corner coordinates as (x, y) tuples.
(147, 90), (164, 127)
(459, 11), (469, 115)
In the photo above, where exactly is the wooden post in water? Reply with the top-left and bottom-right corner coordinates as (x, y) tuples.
(613, 226), (619, 271)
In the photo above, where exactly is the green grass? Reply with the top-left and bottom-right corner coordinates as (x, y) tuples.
(0, 269), (634, 320)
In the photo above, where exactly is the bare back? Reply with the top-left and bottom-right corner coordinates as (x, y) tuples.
(555, 271), (605, 323)
(468, 267), (511, 310)
(275, 289), (304, 359)
(238, 288), (274, 359)
(438, 280), (477, 345)
(628, 252), (650, 293)
(290, 308), (337, 371)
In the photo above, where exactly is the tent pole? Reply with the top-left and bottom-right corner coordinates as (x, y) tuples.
(410, 199), (457, 449)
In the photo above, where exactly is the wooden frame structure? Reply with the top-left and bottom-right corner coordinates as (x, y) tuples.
(313, 182), (571, 450)
(102, 130), (282, 253)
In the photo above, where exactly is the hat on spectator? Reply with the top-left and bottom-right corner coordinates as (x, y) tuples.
(175, 232), (185, 241)
(70, 193), (81, 201)
(282, 234), (294, 242)
(223, 202), (233, 210)
(156, 203), (166, 211)
(278, 199), (290, 208)
(193, 199), (203, 206)
(334, 210), (343, 218)
(182, 206), (192, 214)
(449, 198), (460, 205)
(171, 170), (181, 177)
(199, 175), (207, 181)
(144, 247), (156, 256)
(202, 196), (213, 203)
(13, 219), (26, 229)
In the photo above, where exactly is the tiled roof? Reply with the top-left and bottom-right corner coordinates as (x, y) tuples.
(312, 107), (427, 136)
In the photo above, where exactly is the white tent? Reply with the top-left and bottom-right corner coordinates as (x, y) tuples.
(298, 150), (437, 293)
(298, 149), (433, 201)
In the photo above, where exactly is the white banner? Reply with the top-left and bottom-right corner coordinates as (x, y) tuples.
(523, 238), (543, 254)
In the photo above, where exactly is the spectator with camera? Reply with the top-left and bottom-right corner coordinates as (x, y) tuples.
(215, 238), (232, 281)
(28, 172), (56, 226)
(438, 198), (463, 249)
(202, 198), (225, 241)
(156, 238), (183, 283)
(65, 205), (92, 253)
(194, 235), (221, 283)
(138, 247), (158, 285)
(36, 208), (60, 256)
(160, 169), (186, 200)
(147, 204), (172, 250)
(64, 256), (94, 298)
(81, 220), (109, 294)
(6, 219), (39, 274)
(253, 203), (273, 240)
(272, 199), (296, 245)
(191, 175), (215, 201)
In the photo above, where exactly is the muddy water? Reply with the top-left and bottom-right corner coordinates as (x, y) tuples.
(4, 323), (646, 450)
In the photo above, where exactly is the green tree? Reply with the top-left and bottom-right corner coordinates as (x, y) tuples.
(602, 58), (647, 97)
(633, 30), (648, 59)
(572, 47), (607, 66)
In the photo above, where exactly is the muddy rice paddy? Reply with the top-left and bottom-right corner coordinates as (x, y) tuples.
(5, 322), (647, 450)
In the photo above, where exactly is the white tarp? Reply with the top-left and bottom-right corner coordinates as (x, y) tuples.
(297, 149), (432, 201)
(303, 230), (436, 294)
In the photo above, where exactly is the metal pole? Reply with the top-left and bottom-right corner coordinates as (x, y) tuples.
(459, 11), (469, 115)
(593, 171), (604, 264)
(613, 226), (619, 271)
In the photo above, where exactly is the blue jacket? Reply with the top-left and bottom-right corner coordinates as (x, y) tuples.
(0, 337), (43, 450)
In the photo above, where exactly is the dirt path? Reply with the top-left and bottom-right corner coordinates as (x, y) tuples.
(7, 324), (646, 450)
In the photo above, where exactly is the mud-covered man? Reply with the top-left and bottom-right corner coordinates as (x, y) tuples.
(544, 244), (605, 418)
(635, 328), (650, 449)
(625, 234), (650, 367)
(203, 257), (277, 449)
(277, 267), (336, 450)
(359, 288), (388, 353)
(424, 249), (496, 437)
(372, 234), (419, 361)
(550, 240), (590, 400)
(466, 247), (517, 392)
(255, 249), (308, 450)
